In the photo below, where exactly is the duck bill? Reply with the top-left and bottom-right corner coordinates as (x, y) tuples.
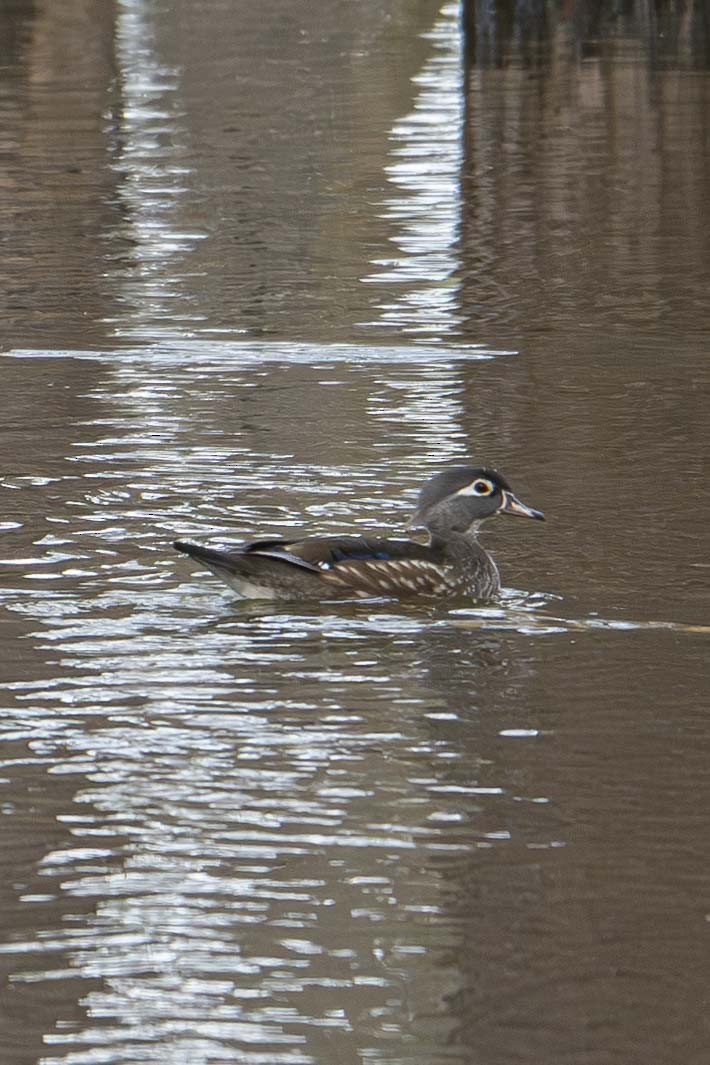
(499, 490), (545, 521)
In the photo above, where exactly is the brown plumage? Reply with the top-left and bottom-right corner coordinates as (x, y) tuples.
(173, 466), (544, 602)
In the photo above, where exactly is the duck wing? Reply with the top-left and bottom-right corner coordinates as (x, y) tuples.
(248, 535), (454, 598)
(174, 535), (454, 599)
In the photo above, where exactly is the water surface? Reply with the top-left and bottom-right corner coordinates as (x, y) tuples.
(0, 2), (709, 1064)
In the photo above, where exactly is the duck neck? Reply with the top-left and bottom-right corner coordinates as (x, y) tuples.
(427, 521), (483, 550)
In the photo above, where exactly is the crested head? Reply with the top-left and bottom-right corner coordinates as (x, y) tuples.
(411, 466), (544, 537)
(416, 467), (510, 512)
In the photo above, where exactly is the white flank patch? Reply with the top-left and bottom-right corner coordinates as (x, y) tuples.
(219, 573), (280, 600)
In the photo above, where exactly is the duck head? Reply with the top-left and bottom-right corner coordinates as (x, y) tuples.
(411, 466), (544, 538)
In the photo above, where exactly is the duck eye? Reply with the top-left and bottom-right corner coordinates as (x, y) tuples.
(472, 479), (493, 495)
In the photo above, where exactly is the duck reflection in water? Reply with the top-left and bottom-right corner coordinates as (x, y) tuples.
(173, 467), (544, 602)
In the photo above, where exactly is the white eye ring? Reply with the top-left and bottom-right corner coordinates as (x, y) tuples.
(472, 479), (493, 495)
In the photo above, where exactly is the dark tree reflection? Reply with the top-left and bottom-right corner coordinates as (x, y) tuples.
(463, 0), (710, 69)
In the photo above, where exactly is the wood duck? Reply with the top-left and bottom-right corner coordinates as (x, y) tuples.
(173, 466), (544, 602)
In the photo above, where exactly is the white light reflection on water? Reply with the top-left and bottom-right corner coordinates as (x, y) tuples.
(6, 341), (512, 366)
(106, 0), (209, 340)
(361, 0), (465, 338)
(0, 344), (559, 1065)
(2, 591), (545, 1065)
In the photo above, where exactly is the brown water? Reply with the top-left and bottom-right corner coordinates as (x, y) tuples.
(0, 2), (709, 1063)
